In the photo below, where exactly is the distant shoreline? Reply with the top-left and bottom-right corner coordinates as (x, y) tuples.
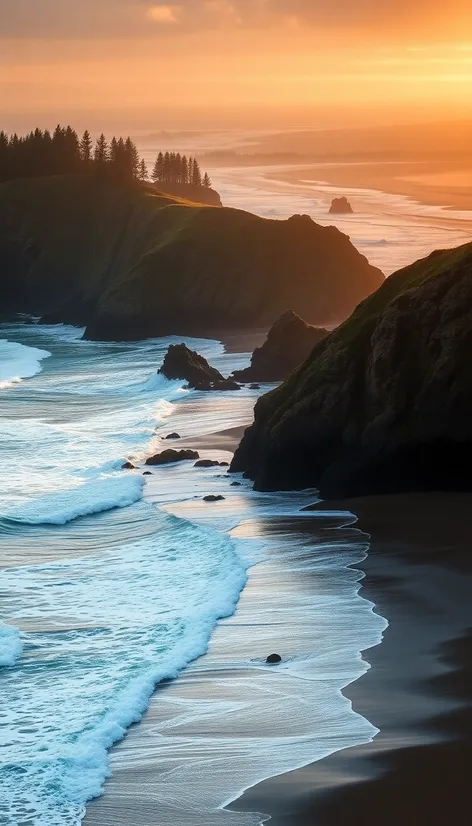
(263, 159), (472, 213)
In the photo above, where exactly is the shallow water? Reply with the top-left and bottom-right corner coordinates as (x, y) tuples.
(202, 164), (472, 275)
(0, 321), (387, 825)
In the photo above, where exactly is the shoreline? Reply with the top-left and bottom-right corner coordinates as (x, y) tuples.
(84, 400), (386, 826)
(257, 160), (472, 213)
(231, 492), (472, 825)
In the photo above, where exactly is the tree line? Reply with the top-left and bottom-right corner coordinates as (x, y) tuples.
(0, 125), (147, 183)
(152, 152), (211, 188)
(0, 127), (212, 191)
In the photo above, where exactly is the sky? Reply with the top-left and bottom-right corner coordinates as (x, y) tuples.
(1, 0), (472, 132)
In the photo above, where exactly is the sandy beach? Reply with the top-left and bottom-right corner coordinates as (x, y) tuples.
(268, 160), (472, 213)
(234, 493), (472, 825)
(84, 410), (386, 826)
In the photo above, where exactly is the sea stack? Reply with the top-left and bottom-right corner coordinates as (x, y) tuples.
(233, 310), (328, 383)
(159, 343), (240, 391)
(329, 197), (353, 214)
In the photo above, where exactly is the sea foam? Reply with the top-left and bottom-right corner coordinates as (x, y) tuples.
(0, 338), (51, 389)
(0, 623), (22, 666)
(4, 476), (145, 526)
(0, 507), (248, 825)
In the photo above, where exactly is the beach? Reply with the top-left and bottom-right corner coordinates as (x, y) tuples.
(84, 407), (386, 826)
(234, 493), (472, 826)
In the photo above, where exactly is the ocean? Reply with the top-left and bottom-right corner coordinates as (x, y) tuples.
(5, 153), (468, 825)
(0, 319), (386, 825)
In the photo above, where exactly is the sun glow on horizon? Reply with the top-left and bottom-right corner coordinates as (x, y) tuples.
(1, 2), (472, 129)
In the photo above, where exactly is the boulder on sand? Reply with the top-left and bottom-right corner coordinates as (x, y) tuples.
(203, 495), (225, 502)
(145, 449), (199, 466)
(266, 653), (282, 664)
(329, 196), (353, 214)
(159, 343), (240, 391)
(233, 310), (328, 383)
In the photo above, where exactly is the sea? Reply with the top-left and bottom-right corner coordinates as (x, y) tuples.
(2, 158), (471, 825)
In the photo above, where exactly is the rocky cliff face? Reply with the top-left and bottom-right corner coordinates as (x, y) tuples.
(233, 310), (328, 382)
(0, 176), (383, 341)
(231, 242), (472, 497)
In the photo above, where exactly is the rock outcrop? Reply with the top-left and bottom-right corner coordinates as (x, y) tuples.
(329, 197), (353, 214)
(231, 242), (472, 498)
(145, 449), (199, 466)
(0, 175), (383, 340)
(159, 343), (240, 391)
(233, 310), (328, 383)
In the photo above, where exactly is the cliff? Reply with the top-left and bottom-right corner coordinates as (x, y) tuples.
(0, 175), (383, 340)
(233, 310), (328, 382)
(231, 242), (472, 497)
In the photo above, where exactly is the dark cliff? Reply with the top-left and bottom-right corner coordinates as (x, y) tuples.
(233, 310), (328, 383)
(231, 242), (472, 498)
(0, 176), (383, 340)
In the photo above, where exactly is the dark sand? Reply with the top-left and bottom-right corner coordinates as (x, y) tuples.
(177, 424), (248, 453)
(232, 492), (472, 826)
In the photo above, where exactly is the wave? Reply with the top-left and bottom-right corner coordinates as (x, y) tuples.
(0, 623), (23, 666)
(0, 509), (248, 825)
(4, 476), (145, 526)
(0, 338), (51, 389)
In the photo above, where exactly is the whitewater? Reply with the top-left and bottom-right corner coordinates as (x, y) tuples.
(0, 318), (387, 826)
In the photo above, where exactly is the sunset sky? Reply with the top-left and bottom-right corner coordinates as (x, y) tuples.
(1, 0), (472, 131)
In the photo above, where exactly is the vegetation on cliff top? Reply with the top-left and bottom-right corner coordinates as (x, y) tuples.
(0, 175), (383, 340)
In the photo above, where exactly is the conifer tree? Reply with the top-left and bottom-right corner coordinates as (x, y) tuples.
(138, 158), (148, 181)
(80, 130), (93, 164)
(163, 151), (171, 182)
(181, 155), (189, 185)
(125, 137), (140, 179)
(203, 172), (212, 188)
(94, 133), (109, 168)
(192, 158), (202, 187)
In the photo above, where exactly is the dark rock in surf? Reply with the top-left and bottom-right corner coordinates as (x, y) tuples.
(203, 495), (225, 502)
(145, 449), (199, 466)
(219, 462), (230, 467)
(122, 461), (136, 470)
(159, 344), (239, 391)
(143, 471), (153, 475)
(200, 378), (241, 392)
(165, 432), (181, 440)
(329, 197), (353, 214)
(230, 481), (242, 486)
(249, 384), (261, 390)
(233, 310), (328, 383)
(266, 653), (282, 664)
(195, 459), (220, 468)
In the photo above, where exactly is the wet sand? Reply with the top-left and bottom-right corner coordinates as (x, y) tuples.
(233, 492), (472, 826)
(177, 424), (249, 453)
(268, 160), (472, 213)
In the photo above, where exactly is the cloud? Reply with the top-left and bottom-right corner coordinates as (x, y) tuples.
(147, 5), (179, 23)
(0, 0), (469, 39)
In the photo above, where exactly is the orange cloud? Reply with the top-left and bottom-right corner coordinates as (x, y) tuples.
(147, 5), (180, 23)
